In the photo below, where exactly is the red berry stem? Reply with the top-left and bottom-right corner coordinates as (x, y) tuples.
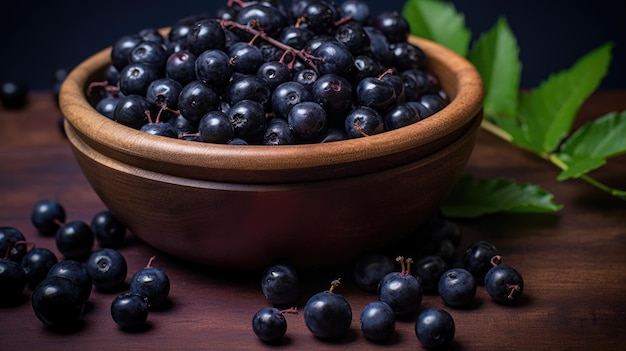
(490, 255), (503, 266)
(405, 257), (414, 275)
(146, 255), (156, 268)
(220, 19), (323, 72)
(327, 278), (342, 293)
(506, 284), (521, 300)
(278, 307), (298, 316)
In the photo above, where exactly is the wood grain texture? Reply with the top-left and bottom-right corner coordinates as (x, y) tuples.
(1, 91), (625, 350)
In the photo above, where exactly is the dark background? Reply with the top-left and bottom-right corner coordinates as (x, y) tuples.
(1, 0), (624, 91)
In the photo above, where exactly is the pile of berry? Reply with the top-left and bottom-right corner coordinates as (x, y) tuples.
(0, 199), (170, 332)
(88, 0), (448, 145)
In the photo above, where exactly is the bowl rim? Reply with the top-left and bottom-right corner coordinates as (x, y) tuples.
(60, 33), (483, 180)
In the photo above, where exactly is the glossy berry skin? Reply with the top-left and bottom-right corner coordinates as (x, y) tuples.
(110, 291), (149, 329)
(178, 80), (220, 122)
(165, 50), (197, 86)
(95, 96), (120, 120)
(30, 199), (66, 237)
(304, 290), (352, 340)
(383, 101), (422, 131)
(378, 270), (423, 317)
(363, 26), (393, 67)
(236, 3), (287, 37)
(86, 248), (127, 292)
(118, 62), (162, 97)
(371, 11), (410, 44)
(463, 240), (500, 282)
(186, 18), (226, 56)
(21, 247), (58, 289)
(356, 77), (396, 112)
(311, 73), (353, 119)
(129, 265), (170, 309)
(146, 77), (183, 113)
(113, 94), (155, 130)
(227, 99), (268, 142)
(287, 101), (328, 140)
(360, 301), (396, 342)
(90, 210), (126, 248)
(339, 0), (371, 25)
(141, 122), (179, 140)
(110, 34), (143, 71)
(260, 264), (300, 306)
(390, 42), (428, 72)
(353, 253), (395, 294)
(0, 226), (27, 263)
(293, 69), (319, 90)
(32, 276), (85, 330)
(334, 21), (371, 56)
(47, 260), (92, 302)
(229, 42), (265, 75)
(55, 220), (94, 261)
(415, 308), (455, 349)
(312, 40), (355, 76)
(485, 263), (524, 304)
(194, 49), (233, 89)
(344, 106), (384, 138)
(414, 255), (448, 295)
(227, 75), (272, 109)
(0, 259), (26, 303)
(257, 61), (292, 90)
(198, 111), (234, 144)
(129, 40), (168, 71)
(263, 118), (296, 145)
(271, 81), (312, 119)
(438, 268), (477, 308)
(251, 307), (289, 344)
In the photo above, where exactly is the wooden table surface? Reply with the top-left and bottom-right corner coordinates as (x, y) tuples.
(1, 91), (625, 350)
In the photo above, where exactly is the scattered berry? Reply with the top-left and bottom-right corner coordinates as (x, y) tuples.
(360, 301), (396, 342)
(251, 306), (298, 344)
(378, 256), (422, 317)
(415, 308), (455, 349)
(31, 276), (85, 330)
(260, 263), (300, 306)
(484, 255), (524, 304)
(129, 256), (171, 309)
(304, 278), (352, 340)
(86, 248), (128, 292)
(110, 291), (150, 329)
(463, 240), (500, 282)
(30, 199), (66, 237)
(438, 267), (477, 308)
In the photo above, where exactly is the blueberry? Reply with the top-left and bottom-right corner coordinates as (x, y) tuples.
(303, 279), (352, 340)
(129, 40), (168, 71)
(263, 117), (296, 145)
(186, 18), (226, 56)
(32, 276), (85, 330)
(463, 240), (500, 282)
(227, 99), (268, 143)
(415, 308), (455, 349)
(86, 248), (127, 292)
(438, 268), (477, 308)
(21, 247), (58, 289)
(383, 102), (422, 131)
(378, 257), (423, 317)
(30, 199), (66, 237)
(113, 94), (156, 130)
(339, 0), (371, 25)
(0, 259), (27, 303)
(287, 101), (328, 140)
(0, 226), (28, 263)
(178, 80), (220, 123)
(118, 62), (162, 97)
(334, 21), (370, 56)
(110, 291), (149, 329)
(47, 260), (92, 302)
(55, 220), (94, 261)
(145, 77), (183, 115)
(484, 256), (524, 304)
(310, 73), (353, 119)
(95, 96), (121, 120)
(312, 40), (355, 76)
(344, 106), (384, 138)
(129, 256), (170, 309)
(257, 61), (293, 90)
(198, 110), (234, 144)
(111, 34), (144, 71)
(251, 307), (297, 344)
(194, 49), (233, 89)
(227, 75), (272, 109)
(271, 81), (312, 119)
(371, 11), (410, 44)
(90, 210), (127, 248)
(228, 41), (265, 75)
(353, 253), (395, 294)
(165, 50), (197, 86)
(260, 263), (300, 306)
(360, 301), (396, 342)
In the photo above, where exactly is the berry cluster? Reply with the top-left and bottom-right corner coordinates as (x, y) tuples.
(251, 214), (525, 349)
(0, 199), (170, 332)
(87, 0), (448, 145)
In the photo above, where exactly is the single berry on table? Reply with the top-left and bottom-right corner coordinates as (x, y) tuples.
(47, 260), (92, 303)
(353, 252), (395, 294)
(55, 220), (94, 261)
(415, 308), (455, 349)
(463, 240), (500, 282)
(30, 199), (66, 237)
(0, 226), (28, 263)
(378, 256), (423, 317)
(0, 258), (27, 304)
(438, 267), (477, 308)
(129, 256), (171, 309)
(303, 278), (352, 340)
(252, 306), (298, 344)
(85, 248), (128, 292)
(260, 263), (300, 306)
(484, 255), (524, 305)
(90, 210), (127, 248)
(31, 276), (85, 331)
(360, 301), (396, 343)
(20, 247), (58, 289)
(110, 291), (150, 329)
(414, 255), (448, 295)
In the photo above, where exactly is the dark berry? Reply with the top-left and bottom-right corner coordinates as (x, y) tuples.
(252, 307), (298, 344)
(31, 276), (85, 330)
(86, 248), (127, 292)
(339, 0), (371, 25)
(312, 40), (355, 76)
(257, 61), (292, 90)
(110, 34), (143, 71)
(463, 240), (500, 282)
(229, 42), (265, 75)
(145, 77), (183, 114)
(292, 69), (319, 90)
(165, 50), (197, 86)
(0, 81), (28, 109)
(194, 49), (234, 89)
(355, 74), (397, 112)
(263, 117), (296, 145)
(287, 101), (328, 140)
(186, 18), (226, 56)
(378, 256), (422, 317)
(178, 80), (220, 123)
(129, 256), (171, 309)
(0, 259), (27, 303)
(30, 199), (66, 237)
(271, 81), (312, 119)
(0, 226), (28, 263)
(335, 21), (370, 56)
(353, 253), (395, 294)
(364, 26), (393, 67)
(415, 308), (455, 349)
(371, 11), (409, 44)
(383, 101), (422, 131)
(311, 73), (353, 119)
(260, 263), (300, 306)
(414, 255), (448, 294)
(110, 291), (150, 329)
(47, 260), (92, 302)
(344, 106), (384, 138)
(438, 268), (477, 308)
(55, 220), (94, 261)
(90, 210), (127, 248)
(227, 99), (268, 142)
(113, 94), (156, 130)
(118, 62), (162, 96)
(21, 247), (58, 289)
(360, 301), (396, 342)
(129, 40), (168, 70)
(198, 110), (234, 144)
(303, 279), (352, 340)
(227, 75), (272, 109)
(95, 96), (121, 120)
(390, 42), (428, 72)
(484, 256), (524, 304)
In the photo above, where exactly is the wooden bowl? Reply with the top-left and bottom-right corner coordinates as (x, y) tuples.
(60, 35), (483, 269)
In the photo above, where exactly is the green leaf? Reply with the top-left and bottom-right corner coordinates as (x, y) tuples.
(441, 175), (562, 218)
(402, 0), (471, 57)
(515, 43), (613, 153)
(556, 110), (626, 180)
(468, 17), (521, 120)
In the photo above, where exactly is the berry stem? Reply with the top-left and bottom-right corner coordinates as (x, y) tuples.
(352, 122), (369, 137)
(146, 255), (156, 268)
(377, 68), (394, 81)
(506, 284), (521, 300)
(405, 257), (414, 275)
(333, 15), (354, 27)
(278, 307), (298, 316)
(327, 278), (342, 293)
(220, 19), (322, 72)
(396, 256), (406, 275)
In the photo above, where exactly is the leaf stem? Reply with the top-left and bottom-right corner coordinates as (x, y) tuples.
(480, 119), (513, 142)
